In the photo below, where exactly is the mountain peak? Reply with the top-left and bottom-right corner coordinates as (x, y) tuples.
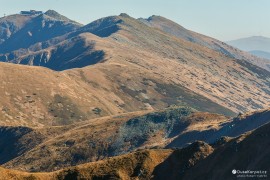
(44, 10), (60, 16)
(147, 15), (162, 20)
(119, 13), (130, 18)
(44, 10), (81, 25)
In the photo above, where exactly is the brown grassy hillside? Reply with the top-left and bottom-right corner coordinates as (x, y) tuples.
(1, 13), (270, 124)
(139, 15), (270, 72)
(0, 149), (173, 180)
(0, 107), (206, 172)
(2, 117), (269, 180)
(1, 107), (270, 173)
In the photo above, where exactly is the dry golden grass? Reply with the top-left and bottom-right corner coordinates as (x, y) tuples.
(2, 14), (270, 128)
(0, 149), (173, 180)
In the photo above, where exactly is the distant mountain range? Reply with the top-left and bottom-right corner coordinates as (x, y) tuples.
(250, 50), (270, 60)
(227, 36), (270, 59)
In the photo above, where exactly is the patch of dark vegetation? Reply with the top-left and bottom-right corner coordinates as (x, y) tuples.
(22, 175), (37, 180)
(152, 80), (236, 116)
(48, 94), (87, 125)
(57, 169), (79, 180)
(120, 85), (141, 98)
(92, 175), (116, 180)
(65, 140), (75, 147)
(120, 84), (156, 106)
(110, 107), (196, 155)
(67, 142), (110, 165)
(79, 70), (100, 88)
(92, 107), (102, 115)
(120, 85), (150, 102)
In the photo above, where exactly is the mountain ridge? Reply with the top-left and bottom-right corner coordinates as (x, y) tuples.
(139, 15), (270, 72)
(1, 12), (270, 122)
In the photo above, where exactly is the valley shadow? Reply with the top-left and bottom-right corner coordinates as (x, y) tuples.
(0, 126), (43, 164)
(80, 17), (122, 38)
(21, 40), (106, 71)
(167, 109), (270, 149)
(152, 141), (212, 180)
(0, 14), (79, 54)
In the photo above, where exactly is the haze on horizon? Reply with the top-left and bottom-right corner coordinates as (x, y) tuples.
(0, 0), (269, 41)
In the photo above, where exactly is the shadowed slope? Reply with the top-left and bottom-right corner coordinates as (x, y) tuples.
(153, 141), (214, 180)
(0, 126), (44, 164)
(182, 122), (270, 180)
(167, 108), (270, 148)
(0, 11), (81, 53)
(17, 35), (105, 71)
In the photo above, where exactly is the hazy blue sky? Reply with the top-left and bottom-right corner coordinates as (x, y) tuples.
(1, 0), (269, 41)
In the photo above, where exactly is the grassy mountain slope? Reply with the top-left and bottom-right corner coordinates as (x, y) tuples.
(1, 114), (269, 179)
(0, 149), (173, 180)
(77, 15), (270, 113)
(1, 107), (270, 173)
(0, 59), (235, 127)
(0, 107), (216, 172)
(140, 16), (270, 72)
(2, 13), (270, 125)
